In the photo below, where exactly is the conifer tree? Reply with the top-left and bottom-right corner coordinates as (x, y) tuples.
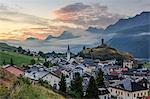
(96, 69), (104, 87)
(70, 72), (83, 98)
(10, 58), (14, 66)
(86, 76), (98, 99)
(3, 59), (6, 65)
(59, 74), (67, 93)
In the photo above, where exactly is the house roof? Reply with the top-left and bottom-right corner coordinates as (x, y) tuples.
(25, 66), (49, 80)
(111, 78), (148, 92)
(98, 87), (110, 95)
(4, 66), (23, 77)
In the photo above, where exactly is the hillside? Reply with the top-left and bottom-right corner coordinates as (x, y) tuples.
(106, 12), (150, 59)
(117, 24), (150, 34)
(0, 51), (34, 66)
(0, 69), (65, 99)
(107, 35), (149, 58)
(79, 44), (133, 61)
(0, 42), (17, 52)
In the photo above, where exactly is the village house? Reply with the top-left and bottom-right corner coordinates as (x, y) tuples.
(123, 60), (134, 69)
(42, 71), (61, 90)
(2, 65), (24, 77)
(109, 78), (149, 99)
(24, 65), (49, 81)
(98, 87), (110, 99)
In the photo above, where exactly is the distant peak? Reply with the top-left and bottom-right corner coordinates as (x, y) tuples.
(26, 37), (39, 40)
(86, 27), (105, 33)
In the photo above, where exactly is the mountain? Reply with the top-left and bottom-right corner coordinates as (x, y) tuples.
(57, 31), (79, 40)
(45, 35), (56, 40)
(106, 11), (150, 59)
(26, 37), (39, 40)
(79, 44), (133, 61)
(86, 27), (105, 33)
(86, 12), (150, 34)
(117, 24), (150, 35)
(45, 31), (80, 40)
(105, 12), (150, 33)
(107, 35), (150, 59)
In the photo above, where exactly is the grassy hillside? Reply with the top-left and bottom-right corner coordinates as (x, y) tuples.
(0, 69), (65, 99)
(79, 44), (133, 61)
(9, 84), (65, 99)
(0, 51), (44, 67)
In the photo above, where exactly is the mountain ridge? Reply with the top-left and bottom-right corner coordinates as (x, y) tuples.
(45, 31), (80, 40)
(86, 11), (150, 33)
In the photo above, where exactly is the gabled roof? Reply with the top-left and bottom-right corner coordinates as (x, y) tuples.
(4, 66), (23, 77)
(98, 87), (110, 95)
(111, 78), (148, 92)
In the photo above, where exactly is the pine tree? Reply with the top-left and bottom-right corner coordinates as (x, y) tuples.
(59, 74), (67, 93)
(86, 76), (98, 99)
(30, 59), (35, 65)
(70, 72), (83, 98)
(3, 59), (6, 65)
(10, 58), (14, 66)
(96, 69), (104, 87)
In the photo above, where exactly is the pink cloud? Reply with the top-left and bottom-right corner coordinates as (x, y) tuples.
(52, 3), (124, 28)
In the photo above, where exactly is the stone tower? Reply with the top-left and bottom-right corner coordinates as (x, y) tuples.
(101, 38), (104, 45)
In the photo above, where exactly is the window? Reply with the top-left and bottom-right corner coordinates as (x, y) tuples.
(134, 94), (136, 97)
(116, 91), (117, 94)
(111, 89), (112, 92)
(128, 93), (129, 97)
(137, 93), (139, 96)
(141, 93), (143, 96)
(144, 92), (146, 95)
(121, 92), (123, 95)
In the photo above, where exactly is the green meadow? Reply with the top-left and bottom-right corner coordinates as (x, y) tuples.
(144, 63), (150, 69)
(0, 51), (44, 67)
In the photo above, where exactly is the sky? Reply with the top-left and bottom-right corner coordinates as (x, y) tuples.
(0, 0), (149, 40)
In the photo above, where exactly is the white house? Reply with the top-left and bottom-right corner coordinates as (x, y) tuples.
(74, 64), (85, 76)
(123, 60), (134, 69)
(109, 79), (149, 99)
(42, 72), (61, 90)
(24, 66), (49, 81)
(98, 87), (110, 99)
(51, 57), (61, 64)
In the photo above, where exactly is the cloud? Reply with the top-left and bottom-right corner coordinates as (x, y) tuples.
(0, 4), (48, 26)
(55, 3), (90, 13)
(0, 4), (83, 28)
(4, 27), (64, 40)
(0, 4), (83, 40)
(52, 3), (124, 28)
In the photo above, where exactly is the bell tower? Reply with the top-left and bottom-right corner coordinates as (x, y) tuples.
(67, 45), (70, 61)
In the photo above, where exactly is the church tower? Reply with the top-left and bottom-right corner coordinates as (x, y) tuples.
(67, 45), (71, 61)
